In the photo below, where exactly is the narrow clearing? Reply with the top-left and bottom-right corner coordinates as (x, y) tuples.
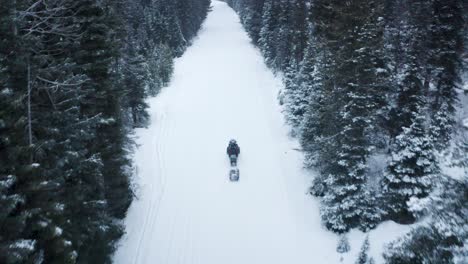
(113, 2), (408, 263)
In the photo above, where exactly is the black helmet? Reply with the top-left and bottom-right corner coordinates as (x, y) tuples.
(229, 139), (236, 144)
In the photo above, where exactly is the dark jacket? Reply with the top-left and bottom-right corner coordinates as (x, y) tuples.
(227, 143), (240, 156)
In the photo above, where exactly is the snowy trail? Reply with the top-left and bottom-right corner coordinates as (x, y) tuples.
(113, 2), (408, 263)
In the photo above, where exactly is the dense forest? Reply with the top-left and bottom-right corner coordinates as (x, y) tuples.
(226, 0), (467, 263)
(0, 0), (209, 263)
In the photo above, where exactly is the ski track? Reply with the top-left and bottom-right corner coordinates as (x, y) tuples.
(113, 2), (411, 263)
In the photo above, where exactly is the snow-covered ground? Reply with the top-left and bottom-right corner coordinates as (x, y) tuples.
(113, 2), (411, 263)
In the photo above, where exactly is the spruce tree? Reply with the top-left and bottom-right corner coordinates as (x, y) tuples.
(287, 0), (308, 65)
(428, 0), (464, 149)
(228, 0), (466, 249)
(385, 0), (432, 138)
(336, 234), (351, 254)
(355, 236), (370, 264)
(384, 177), (467, 263)
(122, 39), (150, 128)
(175, 0), (197, 42)
(146, 44), (174, 96)
(258, 0), (280, 68)
(312, 0), (387, 232)
(238, 0), (265, 44)
(1, 0), (210, 262)
(383, 107), (438, 222)
(0, 2), (33, 263)
(282, 61), (302, 131)
(0, 0), (106, 262)
(151, 0), (186, 56)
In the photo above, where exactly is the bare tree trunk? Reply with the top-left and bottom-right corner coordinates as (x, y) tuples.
(27, 57), (33, 162)
(12, 0), (17, 36)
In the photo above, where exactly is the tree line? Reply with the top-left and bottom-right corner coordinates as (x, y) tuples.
(226, 0), (467, 262)
(0, 0), (210, 263)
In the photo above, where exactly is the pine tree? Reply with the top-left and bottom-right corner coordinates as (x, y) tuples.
(238, 0), (265, 44)
(385, 0), (434, 138)
(282, 61), (302, 131)
(428, 0), (464, 149)
(151, 0), (186, 56)
(382, 5), (439, 220)
(0, 0), (110, 262)
(310, 0), (388, 232)
(70, 2), (131, 261)
(228, 0), (466, 252)
(450, 133), (468, 178)
(258, 0), (280, 68)
(383, 108), (438, 222)
(279, 0), (310, 129)
(0, 1), (36, 262)
(272, 0), (292, 70)
(1, 0), (210, 262)
(146, 44), (174, 96)
(122, 40), (150, 128)
(355, 236), (370, 264)
(175, 0), (197, 42)
(384, 176), (467, 263)
(337, 234), (351, 254)
(303, 0), (341, 197)
(298, 42), (325, 154)
(287, 0), (308, 65)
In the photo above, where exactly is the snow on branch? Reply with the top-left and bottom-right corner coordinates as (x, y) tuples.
(36, 76), (88, 88)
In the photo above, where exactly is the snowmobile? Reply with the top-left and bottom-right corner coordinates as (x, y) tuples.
(229, 155), (240, 181)
(227, 139), (240, 181)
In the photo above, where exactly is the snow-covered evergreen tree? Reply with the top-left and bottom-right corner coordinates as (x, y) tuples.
(355, 236), (370, 264)
(146, 44), (174, 96)
(0, 0), (210, 262)
(287, 0), (308, 65)
(337, 234), (351, 254)
(428, 0), (465, 149)
(0, 2), (34, 262)
(310, 0), (388, 232)
(384, 176), (467, 263)
(258, 0), (279, 68)
(383, 10), (439, 221)
(230, 0), (466, 241)
(121, 41), (150, 128)
(234, 0), (265, 44)
(283, 28), (316, 132)
(383, 107), (438, 222)
(450, 132), (468, 178)
(176, 0), (211, 43)
(141, 0), (187, 57)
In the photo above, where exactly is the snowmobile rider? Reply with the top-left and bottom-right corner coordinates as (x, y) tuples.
(227, 139), (240, 157)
